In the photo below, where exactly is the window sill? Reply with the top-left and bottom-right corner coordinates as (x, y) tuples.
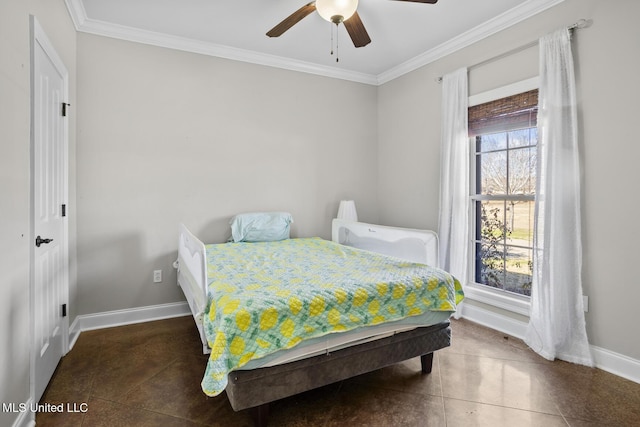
(463, 284), (531, 317)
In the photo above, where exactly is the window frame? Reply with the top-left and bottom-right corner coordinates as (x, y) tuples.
(464, 77), (539, 316)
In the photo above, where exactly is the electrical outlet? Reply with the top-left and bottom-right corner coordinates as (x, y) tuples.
(153, 270), (162, 283)
(583, 295), (589, 312)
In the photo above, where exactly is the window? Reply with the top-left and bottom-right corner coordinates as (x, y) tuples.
(466, 80), (538, 312)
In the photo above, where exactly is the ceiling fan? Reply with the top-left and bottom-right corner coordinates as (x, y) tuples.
(267, 0), (438, 49)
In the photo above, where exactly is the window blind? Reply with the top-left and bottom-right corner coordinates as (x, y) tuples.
(468, 89), (538, 137)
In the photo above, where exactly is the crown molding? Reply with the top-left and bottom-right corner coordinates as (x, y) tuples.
(63, 0), (378, 85)
(376, 0), (565, 84)
(64, 0), (86, 29)
(65, 0), (564, 86)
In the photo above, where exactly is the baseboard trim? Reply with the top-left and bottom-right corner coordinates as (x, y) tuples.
(591, 345), (640, 385)
(69, 301), (190, 350)
(460, 302), (640, 385)
(65, 300), (640, 385)
(459, 301), (529, 339)
(10, 398), (35, 427)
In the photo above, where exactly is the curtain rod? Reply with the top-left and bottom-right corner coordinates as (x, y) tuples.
(436, 18), (593, 83)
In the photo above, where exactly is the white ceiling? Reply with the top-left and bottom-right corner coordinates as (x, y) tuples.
(65, 0), (564, 85)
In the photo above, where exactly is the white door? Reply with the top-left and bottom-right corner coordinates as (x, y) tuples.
(30, 16), (69, 403)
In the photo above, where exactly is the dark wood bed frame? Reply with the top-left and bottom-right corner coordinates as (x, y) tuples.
(225, 321), (451, 426)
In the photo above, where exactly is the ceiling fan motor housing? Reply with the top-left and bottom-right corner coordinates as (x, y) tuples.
(316, 0), (359, 23)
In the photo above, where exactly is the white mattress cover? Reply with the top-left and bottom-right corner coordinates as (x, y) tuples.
(240, 310), (450, 369)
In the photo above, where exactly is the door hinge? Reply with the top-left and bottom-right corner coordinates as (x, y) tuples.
(61, 102), (70, 117)
(62, 204), (66, 217)
(61, 304), (67, 317)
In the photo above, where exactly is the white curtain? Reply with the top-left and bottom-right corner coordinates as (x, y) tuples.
(524, 28), (593, 366)
(438, 67), (469, 310)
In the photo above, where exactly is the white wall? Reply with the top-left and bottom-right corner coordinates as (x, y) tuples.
(75, 34), (379, 315)
(0, 1), (76, 425)
(377, 0), (640, 361)
(2, 3), (638, 425)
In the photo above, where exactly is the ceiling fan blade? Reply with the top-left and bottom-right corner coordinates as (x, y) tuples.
(343, 11), (371, 48)
(391, 0), (438, 3)
(267, 2), (317, 38)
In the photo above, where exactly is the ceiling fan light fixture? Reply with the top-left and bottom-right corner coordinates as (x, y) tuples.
(316, 0), (358, 24)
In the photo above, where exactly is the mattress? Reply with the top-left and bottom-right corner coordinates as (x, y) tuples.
(201, 237), (463, 397)
(242, 309), (450, 369)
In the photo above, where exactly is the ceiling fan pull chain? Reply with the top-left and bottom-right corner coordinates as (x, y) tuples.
(335, 23), (340, 62)
(330, 22), (334, 56)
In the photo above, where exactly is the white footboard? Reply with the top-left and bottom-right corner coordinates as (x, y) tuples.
(176, 223), (210, 353)
(332, 219), (438, 266)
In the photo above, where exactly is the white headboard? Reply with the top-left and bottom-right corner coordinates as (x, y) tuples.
(331, 219), (439, 266)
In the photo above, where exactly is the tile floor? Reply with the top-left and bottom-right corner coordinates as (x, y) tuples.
(37, 316), (640, 426)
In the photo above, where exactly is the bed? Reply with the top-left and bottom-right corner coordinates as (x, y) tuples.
(175, 217), (463, 426)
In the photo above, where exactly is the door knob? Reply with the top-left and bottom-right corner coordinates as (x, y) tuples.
(35, 236), (53, 247)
